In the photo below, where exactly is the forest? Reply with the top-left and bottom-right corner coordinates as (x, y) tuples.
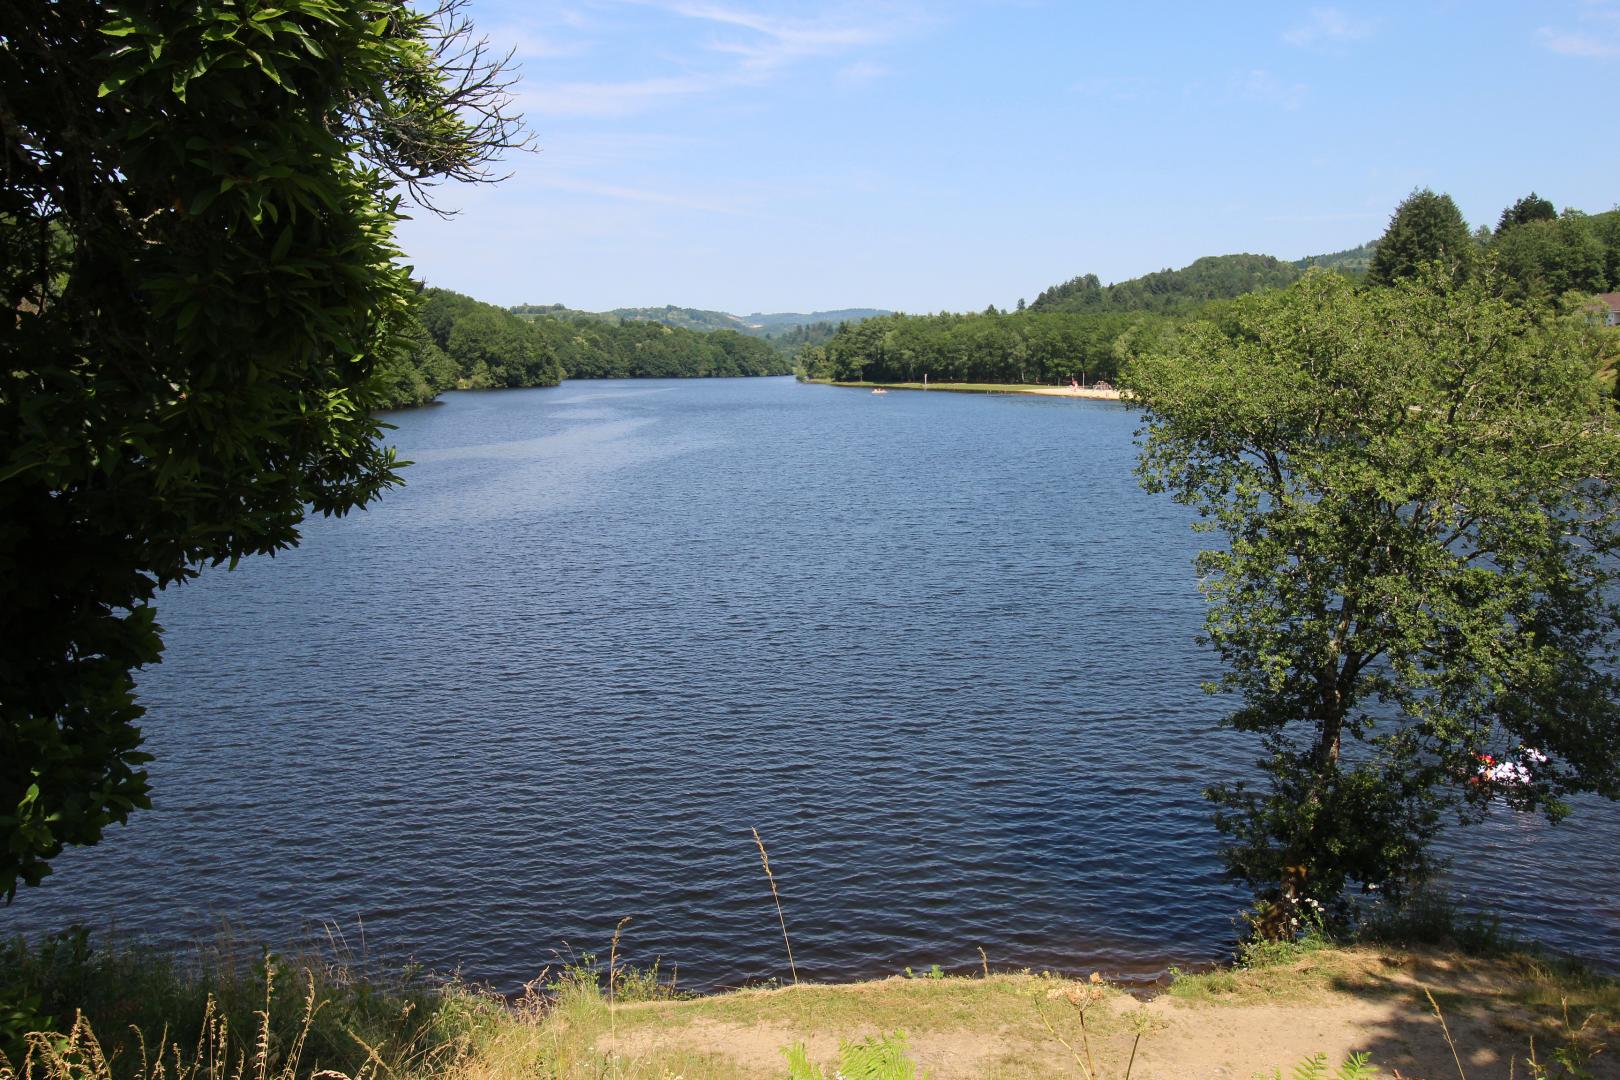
(372, 288), (790, 409)
(799, 193), (1620, 387)
(796, 308), (1162, 386)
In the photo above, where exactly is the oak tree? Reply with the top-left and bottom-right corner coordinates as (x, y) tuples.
(1127, 269), (1620, 923)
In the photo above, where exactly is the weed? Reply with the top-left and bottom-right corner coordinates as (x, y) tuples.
(1264, 1051), (1379, 1079)
(782, 1030), (921, 1079)
(1033, 972), (1153, 1080)
(901, 965), (945, 981)
(753, 828), (798, 986)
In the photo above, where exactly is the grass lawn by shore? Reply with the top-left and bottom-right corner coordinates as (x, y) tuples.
(4, 931), (1615, 1080)
(808, 379), (1125, 401)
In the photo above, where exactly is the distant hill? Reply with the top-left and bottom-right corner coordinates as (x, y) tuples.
(1029, 244), (1382, 316)
(508, 303), (890, 339)
(509, 303), (616, 324)
(1294, 241), (1378, 273)
(1030, 253), (1305, 314)
(740, 308), (891, 332)
(608, 305), (751, 333)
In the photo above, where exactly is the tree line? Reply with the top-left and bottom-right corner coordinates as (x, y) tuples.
(796, 308), (1164, 385)
(802, 191), (1620, 389)
(372, 288), (791, 409)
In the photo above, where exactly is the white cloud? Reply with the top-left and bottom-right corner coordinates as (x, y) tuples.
(1537, 2), (1620, 57)
(651, 1), (899, 54)
(521, 1), (925, 116)
(1282, 7), (1375, 48)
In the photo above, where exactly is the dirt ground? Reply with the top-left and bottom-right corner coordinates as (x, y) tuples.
(597, 948), (1616, 1079)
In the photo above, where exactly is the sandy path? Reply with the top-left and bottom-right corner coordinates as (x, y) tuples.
(600, 949), (1616, 1079)
(1007, 385), (1124, 400)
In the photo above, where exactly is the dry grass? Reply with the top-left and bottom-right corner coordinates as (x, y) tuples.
(4, 931), (1615, 1080)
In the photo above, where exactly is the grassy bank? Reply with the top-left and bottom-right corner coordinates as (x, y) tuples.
(3, 928), (1614, 1080)
(803, 378), (1125, 400)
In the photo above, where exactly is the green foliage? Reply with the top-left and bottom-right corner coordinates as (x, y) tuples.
(421, 289), (561, 390)
(782, 1031), (921, 1080)
(798, 309), (1161, 386)
(1128, 268), (1620, 916)
(0, 0), (518, 894)
(606, 304), (751, 333)
(1489, 209), (1619, 304)
(372, 312), (458, 408)
(502, 297), (792, 381)
(1499, 192), (1559, 233)
(1366, 188), (1474, 286)
(1268, 1051), (1378, 1080)
(1032, 254), (1305, 314)
(1293, 242), (1379, 275)
(763, 320), (845, 354)
(540, 950), (684, 1005)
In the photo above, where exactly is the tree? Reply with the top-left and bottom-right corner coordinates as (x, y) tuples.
(1496, 192), (1557, 233)
(0, 0), (524, 897)
(1491, 212), (1610, 302)
(1366, 189), (1474, 286)
(1126, 269), (1620, 926)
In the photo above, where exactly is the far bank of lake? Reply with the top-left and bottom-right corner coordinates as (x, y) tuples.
(812, 377), (1124, 400)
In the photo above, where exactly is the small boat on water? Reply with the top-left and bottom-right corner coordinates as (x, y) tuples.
(871, 387), (888, 395)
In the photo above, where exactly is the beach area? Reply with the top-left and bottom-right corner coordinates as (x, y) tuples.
(823, 380), (1125, 400)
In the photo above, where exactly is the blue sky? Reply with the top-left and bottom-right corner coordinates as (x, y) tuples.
(395, 1), (1620, 315)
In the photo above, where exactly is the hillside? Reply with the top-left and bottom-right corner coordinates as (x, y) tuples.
(1295, 240), (1378, 272)
(741, 307), (890, 331)
(509, 302), (890, 338)
(608, 305), (751, 333)
(1030, 243), (1377, 315)
(1030, 253), (1305, 314)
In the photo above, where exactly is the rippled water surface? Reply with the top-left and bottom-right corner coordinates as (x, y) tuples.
(8, 379), (1618, 986)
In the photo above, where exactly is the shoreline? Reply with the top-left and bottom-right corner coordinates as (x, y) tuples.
(816, 378), (1125, 400)
(8, 937), (1613, 1079)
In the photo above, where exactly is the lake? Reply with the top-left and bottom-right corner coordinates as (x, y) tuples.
(7, 377), (1617, 988)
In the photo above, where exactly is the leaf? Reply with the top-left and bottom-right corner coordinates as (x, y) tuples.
(98, 17), (143, 37)
(97, 69), (135, 97)
(270, 225), (294, 262)
(188, 187), (222, 216)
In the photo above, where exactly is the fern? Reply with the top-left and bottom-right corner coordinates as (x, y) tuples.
(837, 1030), (920, 1080)
(781, 1031), (923, 1080)
(1269, 1052), (1378, 1080)
(1335, 1051), (1378, 1079)
(782, 1041), (825, 1080)
(1291, 1053), (1329, 1080)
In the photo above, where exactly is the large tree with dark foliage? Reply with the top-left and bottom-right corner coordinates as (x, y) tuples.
(1496, 192), (1557, 233)
(0, 0), (523, 896)
(1128, 269), (1620, 930)
(1366, 188), (1474, 286)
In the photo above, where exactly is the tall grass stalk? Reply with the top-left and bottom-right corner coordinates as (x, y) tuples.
(607, 915), (630, 1077)
(1425, 988), (1468, 1080)
(752, 828), (798, 986)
